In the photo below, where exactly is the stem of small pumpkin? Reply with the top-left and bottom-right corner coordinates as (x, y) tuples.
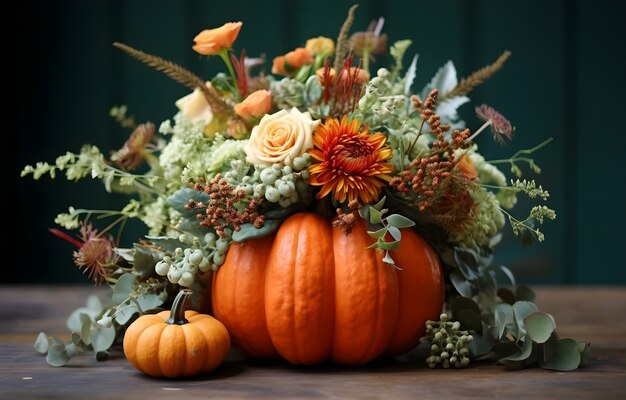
(166, 289), (192, 325)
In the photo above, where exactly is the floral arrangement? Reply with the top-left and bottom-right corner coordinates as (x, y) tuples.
(23, 5), (588, 372)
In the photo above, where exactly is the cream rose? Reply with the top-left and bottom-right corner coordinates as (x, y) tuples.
(245, 107), (319, 167)
(175, 82), (213, 125)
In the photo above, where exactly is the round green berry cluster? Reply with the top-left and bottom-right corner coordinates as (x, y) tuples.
(425, 313), (473, 368)
(224, 155), (313, 209)
(154, 230), (231, 287)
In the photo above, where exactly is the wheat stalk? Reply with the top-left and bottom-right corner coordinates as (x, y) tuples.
(439, 50), (512, 102)
(333, 4), (359, 73)
(112, 42), (233, 116)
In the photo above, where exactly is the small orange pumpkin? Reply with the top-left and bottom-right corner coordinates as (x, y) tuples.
(124, 289), (230, 378)
(211, 212), (445, 365)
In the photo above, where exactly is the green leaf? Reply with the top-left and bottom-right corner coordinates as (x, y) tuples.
(304, 75), (322, 104)
(133, 244), (160, 276)
(577, 341), (591, 367)
(403, 54), (418, 95)
(385, 214), (415, 229)
(369, 207), (383, 224)
(453, 248), (479, 280)
(144, 236), (184, 253)
(494, 303), (515, 339)
(451, 296), (481, 317)
(46, 338), (69, 367)
(449, 272), (472, 298)
(367, 227), (387, 239)
(501, 339), (533, 363)
(232, 219), (281, 242)
(377, 240), (400, 251)
(457, 309), (483, 334)
(80, 313), (92, 345)
(115, 301), (139, 325)
(512, 301), (539, 339)
(387, 226), (401, 241)
(469, 330), (493, 357)
(371, 196), (387, 211)
(112, 273), (136, 303)
(167, 188), (209, 217)
(540, 338), (582, 371)
(136, 293), (163, 313)
(34, 332), (49, 353)
(497, 288), (516, 305)
(498, 265), (516, 287)
(516, 285), (536, 302)
(91, 326), (116, 353)
(491, 341), (520, 360)
(524, 312), (556, 344)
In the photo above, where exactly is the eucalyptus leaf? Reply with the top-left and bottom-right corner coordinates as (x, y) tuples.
(450, 296), (481, 318)
(469, 330), (493, 357)
(71, 332), (82, 346)
(387, 226), (401, 241)
(232, 219), (281, 242)
(501, 339), (532, 362)
(494, 303), (515, 339)
(112, 273), (136, 303)
(403, 54), (418, 96)
(33, 332), (49, 353)
(67, 296), (102, 332)
(457, 309), (483, 334)
(136, 293), (163, 313)
(133, 244), (160, 276)
(453, 248), (479, 280)
(541, 333), (558, 363)
(385, 214), (415, 229)
(513, 301), (539, 339)
(540, 338), (582, 371)
(304, 75), (322, 104)
(65, 343), (77, 357)
(96, 351), (110, 361)
(524, 312), (556, 343)
(46, 338), (69, 367)
(144, 236), (185, 253)
(177, 218), (208, 237)
(497, 287), (516, 305)
(369, 207), (383, 224)
(516, 285), (536, 303)
(377, 240), (400, 251)
(498, 265), (516, 287)
(91, 326), (116, 352)
(450, 272), (473, 298)
(80, 313), (92, 345)
(491, 341), (520, 360)
(167, 188), (209, 217)
(115, 301), (139, 325)
(372, 196), (386, 211)
(367, 227), (387, 239)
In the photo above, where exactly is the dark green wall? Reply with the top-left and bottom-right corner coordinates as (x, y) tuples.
(11, 0), (626, 284)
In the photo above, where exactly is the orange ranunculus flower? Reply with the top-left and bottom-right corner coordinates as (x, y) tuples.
(234, 90), (272, 120)
(192, 21), (242, 55)
(271, 47), (314, 75)
(316, 67), (336, 84)
(308, 116), (392, 204)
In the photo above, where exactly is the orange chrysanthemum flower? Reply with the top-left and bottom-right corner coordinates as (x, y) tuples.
(308, 116), (393, 204)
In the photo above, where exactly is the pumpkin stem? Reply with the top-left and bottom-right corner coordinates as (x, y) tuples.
(166, 289), (192, 325)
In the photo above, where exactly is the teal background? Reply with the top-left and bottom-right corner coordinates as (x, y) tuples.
(11, 0), (626, 284)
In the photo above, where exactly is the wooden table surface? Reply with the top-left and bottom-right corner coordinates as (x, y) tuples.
(1, 285), (625, 399)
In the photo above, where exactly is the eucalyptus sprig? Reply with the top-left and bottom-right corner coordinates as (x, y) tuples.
(358, 197), (416, 267)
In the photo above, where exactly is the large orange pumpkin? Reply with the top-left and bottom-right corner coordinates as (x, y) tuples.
(211, 212), (444, 365)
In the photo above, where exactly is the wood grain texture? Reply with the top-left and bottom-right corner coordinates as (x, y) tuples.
(1, 285), (625, 399)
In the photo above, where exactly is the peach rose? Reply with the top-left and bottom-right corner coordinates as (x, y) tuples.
(192, 21), (242, 55)
(305, 36), (335, 56)
(234, 90), (272, 120)
(271, 47), (313, 75)
(245, 108), (319, 167)
(175, 82), (213, 125)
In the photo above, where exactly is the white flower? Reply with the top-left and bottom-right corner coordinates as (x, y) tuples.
(245, 107), (319, 167)
(175, 82), (213, 125)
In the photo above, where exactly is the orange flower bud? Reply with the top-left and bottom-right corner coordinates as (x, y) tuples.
(339, 67), (370, 85)
(192, 21), (242, 55)
(271, 48), (314, 76)
(234, 90), (272, 120)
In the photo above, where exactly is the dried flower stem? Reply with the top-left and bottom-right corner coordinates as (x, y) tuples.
(113, 42), (234, 116)
(333, 4), (359, 73)
(439, 50), (511, 102)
